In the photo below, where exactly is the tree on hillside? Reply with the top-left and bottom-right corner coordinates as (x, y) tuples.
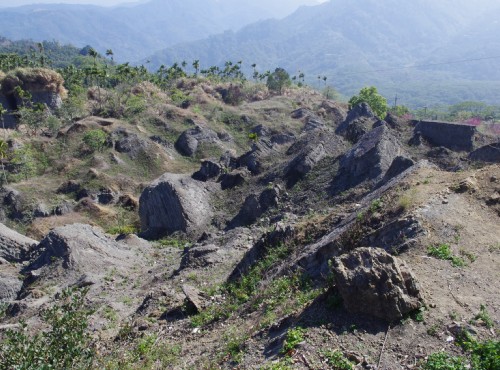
(266, 67), (291, 95)
(192, 60), (200, 76)
(349, 86), (388, 119)
(105, 49), (114, 62)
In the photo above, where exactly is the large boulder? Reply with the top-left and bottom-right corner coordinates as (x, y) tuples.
(175, 125), (220, 157)
(413, 120), (478, 152)
(0, 223), (37, 262)
(469, 142), (500, 163)
(336, 102), (379, 143)
(333, 247), (423, 322)
(333, 125), (407, 192)
(139, 173), (215, 238)
(25, 224), (141, 288)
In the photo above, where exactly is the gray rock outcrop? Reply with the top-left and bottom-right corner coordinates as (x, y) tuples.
(113, 128), (151, 159)
(175, 125), (220, 157)
(139, 173), (214, 238)
(285, 143), (326, 184)
(0, 222), (37, 262)
(333, 125), (406, 192)
(25, 224), (140, 288)
(228, 187), (280, 229)
(469, 142), (500, 163)
(336, 102), (379, 143)
(413, 120), (477, 152)
(333, 247), (423, 322)
(192, 160), (223, 182)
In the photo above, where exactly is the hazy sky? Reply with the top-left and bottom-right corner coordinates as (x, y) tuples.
(0, 0), (132, 7)
(0, 0), (325, 8)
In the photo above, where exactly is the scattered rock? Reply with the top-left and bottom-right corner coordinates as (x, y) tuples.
(333, 247), (423, 321)
(113, 128), (151, 160)
(175, 125), (220, 157)
(182, 284), (208, 313)
(220, 171), (247, 190)
(192, 160), (222, 182)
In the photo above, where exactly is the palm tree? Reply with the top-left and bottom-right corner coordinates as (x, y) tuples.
(105, 49), (114, 62)
(192, 60), (200, 76)
(88, 48), (98, 67)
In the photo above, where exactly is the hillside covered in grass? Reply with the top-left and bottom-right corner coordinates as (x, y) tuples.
(0, 51), (498, 369)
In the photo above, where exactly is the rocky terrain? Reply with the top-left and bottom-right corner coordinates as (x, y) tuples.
(0, 71), (499, 369)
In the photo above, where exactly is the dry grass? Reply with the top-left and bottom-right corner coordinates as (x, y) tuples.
(1, 67), (67, 97)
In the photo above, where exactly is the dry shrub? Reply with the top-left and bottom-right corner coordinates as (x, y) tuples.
(131, 81), (166, 100)
(1, 68), (67, 98)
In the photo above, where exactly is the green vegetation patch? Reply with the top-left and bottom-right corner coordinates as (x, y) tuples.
(428, 244), (466, 267)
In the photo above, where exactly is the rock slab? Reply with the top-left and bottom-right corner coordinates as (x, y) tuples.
(333, 247), (423, 322)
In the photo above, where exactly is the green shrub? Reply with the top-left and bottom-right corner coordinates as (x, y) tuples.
(281, 327), (305, 356)
(428, 244), (465, 267)
(83, 129), (108, 152)
(422, 352), (467, 370)
(322, 350), (354, 369)
(348, 86), (388, 119)
(0, 288), (94, 369)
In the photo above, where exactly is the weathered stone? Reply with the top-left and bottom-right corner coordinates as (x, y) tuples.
(469, 142), (500, 163)
(220, 171), (246, 190)
(285, 143), (326, 184)
(333, 247), (423, 321)
(180, 244), (221, 269)
(33, 203), (51, 218)
(117, 194), (139, 210)
(175, 125), (220, 157)
(378, 156), (415, 186)
(291, 108), (313, 119)
(139, 173), (214, 238)
(336, 103), (378, 143)
(182, 284), (208, 313)
(228, 187), (280, 229)
(319, 100), (348, 125)
(237, 140), (274, 174)
(25, 224), (139, 288)
(192, 160), (222, 182)
(0, 223), (37, 262)
(113, 128), (151, 160)
(413, 120), (477, 152)
(334, 125), (405, 192)
(304, 116), (325, 131)
(0, 266), (23, 302)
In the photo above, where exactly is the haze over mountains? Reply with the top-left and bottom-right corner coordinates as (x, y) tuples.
(0, 0), (323, 62)
(146, 0), (500, 107)
(0, 0), (499, 106)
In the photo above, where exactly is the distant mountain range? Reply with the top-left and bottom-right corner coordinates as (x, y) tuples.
(0, 0), (322, 62)
(145, 0), (500, 107)
(1, 0), (499, 107)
